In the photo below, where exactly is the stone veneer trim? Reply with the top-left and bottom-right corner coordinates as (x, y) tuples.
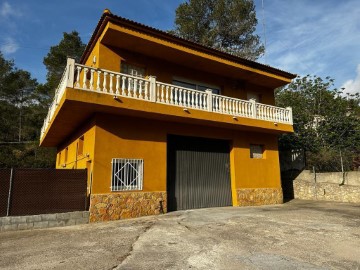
(236, 188), (283, 206)
(89, 191), (167, 222)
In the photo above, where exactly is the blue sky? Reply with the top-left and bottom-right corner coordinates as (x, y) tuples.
(1, 0), (359, 95)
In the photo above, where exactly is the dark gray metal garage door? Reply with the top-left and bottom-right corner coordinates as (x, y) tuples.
(167, 135), (232, 211)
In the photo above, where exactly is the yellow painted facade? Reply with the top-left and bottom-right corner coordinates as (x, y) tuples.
(44, 11), (296, 221)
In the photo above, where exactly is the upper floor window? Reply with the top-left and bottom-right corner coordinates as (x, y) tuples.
(121, 62), (145, 78)
(173, 78), (220, 94)
(247, 92), (262, 103)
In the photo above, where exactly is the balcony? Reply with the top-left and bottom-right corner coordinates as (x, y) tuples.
(40, 58), (293, 142)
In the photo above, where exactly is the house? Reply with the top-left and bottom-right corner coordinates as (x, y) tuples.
(40, 9), (296, 222)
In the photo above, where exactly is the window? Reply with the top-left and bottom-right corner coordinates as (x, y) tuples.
(247, 92), (262, 103)
(250, 144), (264, 159)
(173, 79), (220, 94)
(57, 152), (61, 166)
(64, 147), (68, 163)
(121, 62), (145, 78)
(111, 158), (143, 191)
(78, 136), (84, 156)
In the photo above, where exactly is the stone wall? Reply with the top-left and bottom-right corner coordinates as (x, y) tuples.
(236, 188), (283, 206)
(293, 180), (360, 203)
(89, 192), (167, 222)
(294, 170), (360, 186)
(0, 211), (89, 232)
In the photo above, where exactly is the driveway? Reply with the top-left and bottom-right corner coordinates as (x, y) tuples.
(0, 199), (359, 269)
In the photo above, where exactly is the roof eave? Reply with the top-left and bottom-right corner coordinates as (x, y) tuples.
(80, 12), (296, 81)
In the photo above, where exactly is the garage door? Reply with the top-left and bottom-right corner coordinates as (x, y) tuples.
(167, 135), (232, 211)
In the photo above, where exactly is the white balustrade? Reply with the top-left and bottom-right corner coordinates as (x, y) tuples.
(212, 95), (254, 118)
(155, 82), (208, 110)
(41, 59), (293, 141)
(72, 64), (151, 101)
(40, 58), (73, 139)
(256, 103), (292, 123)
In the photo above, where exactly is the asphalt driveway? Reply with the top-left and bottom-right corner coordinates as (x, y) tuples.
(0, 199), (359, 270)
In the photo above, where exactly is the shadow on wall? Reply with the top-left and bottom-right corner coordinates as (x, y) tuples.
(279, 149), (305, 202)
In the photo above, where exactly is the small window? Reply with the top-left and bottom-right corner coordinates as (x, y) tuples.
(58, 152), (61, 166)
(64, 147), (68, 163)
(78, 136), (84, 156)
(250, 144), (264, 159)
(111, 158), (143, 191)
(121, 62), (145, 78)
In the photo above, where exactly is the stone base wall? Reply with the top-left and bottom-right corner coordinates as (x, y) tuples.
(236, 188), (283, 206)
(294, 180), (360, 203)
(0, 211), (89, 232)
(89, 192), (167, 222)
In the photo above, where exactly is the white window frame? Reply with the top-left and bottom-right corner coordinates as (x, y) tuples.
(111, 158), (143, 191)
(121, 62), (145, 78)
(172, 76), (221, 94)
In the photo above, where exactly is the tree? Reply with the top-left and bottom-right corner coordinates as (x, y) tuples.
(0, 51), (57, 168)
(43, 31), (86, 97)
(0, 52), (38, 142)
(276, 75), (360, 171)
(0, 31), (86, 168)
(173, 0), (264, 60)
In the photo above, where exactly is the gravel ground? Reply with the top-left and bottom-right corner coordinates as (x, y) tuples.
(0, 199), (359, 270)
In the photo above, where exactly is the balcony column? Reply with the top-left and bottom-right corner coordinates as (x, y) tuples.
(66, 58), (75, 88)
(205, 89), (213, 112)
(286, 107), (293, 124)
(149, 76), (157, 102)
(250, 98), (257, 119)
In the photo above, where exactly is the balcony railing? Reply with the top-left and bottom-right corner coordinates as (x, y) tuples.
(40, 58), (293, 140)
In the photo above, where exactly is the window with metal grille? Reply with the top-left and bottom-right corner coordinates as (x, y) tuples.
(111, 158), (143, 191)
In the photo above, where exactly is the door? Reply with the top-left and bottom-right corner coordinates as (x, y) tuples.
(167, 135), (232, 211)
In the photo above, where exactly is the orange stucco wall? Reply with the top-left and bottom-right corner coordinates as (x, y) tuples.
(89, 43), (276, 106)
(51, 19), (289, 208)
(81, 113), (282, 206)
(56, 119), (96, 194)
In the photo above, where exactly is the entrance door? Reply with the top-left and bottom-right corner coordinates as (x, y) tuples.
(167, 135), (232, 211)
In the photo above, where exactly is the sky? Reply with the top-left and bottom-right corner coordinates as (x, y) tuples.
(0, 0), (359, 95)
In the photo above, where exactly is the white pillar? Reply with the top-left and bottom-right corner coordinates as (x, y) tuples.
(149, 76), (157, 102)
(205, 89), (213, 112)
(250, 98), (257, 119)
(66, 58), (75, 88)
(286, 107), (293, 124)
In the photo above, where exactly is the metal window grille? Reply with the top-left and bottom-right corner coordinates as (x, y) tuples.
(111, 158), (143, 191)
